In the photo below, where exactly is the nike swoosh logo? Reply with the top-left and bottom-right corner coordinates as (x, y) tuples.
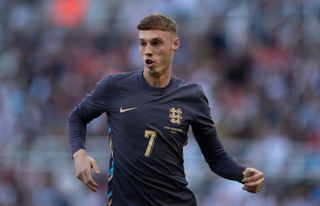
(120, 106), (138, 113)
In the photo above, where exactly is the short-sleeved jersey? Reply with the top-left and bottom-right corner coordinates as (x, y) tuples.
(68, 70), (245, 206)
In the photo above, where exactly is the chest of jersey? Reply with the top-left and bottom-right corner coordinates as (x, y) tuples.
(106, 88), (192, 159)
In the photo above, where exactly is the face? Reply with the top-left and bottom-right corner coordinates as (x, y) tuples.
(139, 30), (179, 77)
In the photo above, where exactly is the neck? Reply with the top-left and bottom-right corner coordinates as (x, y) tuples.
(143, 69), (172, 88)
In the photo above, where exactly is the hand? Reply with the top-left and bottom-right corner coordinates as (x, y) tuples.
(241, 167), (264, 193)
(73, 149), (100, 192)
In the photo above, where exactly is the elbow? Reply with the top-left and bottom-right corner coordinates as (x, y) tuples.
(67, 106), (84, 125)
(67, 106), (90, 126)
(67, 107), (77, 124)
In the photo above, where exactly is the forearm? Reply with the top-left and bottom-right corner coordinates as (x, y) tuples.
(209, 152), (245, 182)
(194, 127), (245, 182)
(68, 80), (109, 156)
(68, 107), (88, 156)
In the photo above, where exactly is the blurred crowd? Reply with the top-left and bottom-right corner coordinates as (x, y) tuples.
(0, 0), (320, 205)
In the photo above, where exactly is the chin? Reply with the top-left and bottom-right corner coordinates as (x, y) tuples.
(146, 67), (161, 77)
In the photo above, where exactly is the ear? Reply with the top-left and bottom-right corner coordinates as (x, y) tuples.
(172, 36), (180, 51)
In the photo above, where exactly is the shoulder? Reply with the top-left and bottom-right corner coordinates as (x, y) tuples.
(172, 75), (206, 97)
(102, 70), (140, 83)
(89, 70), (140, 98)
(97, 70), (140, 87)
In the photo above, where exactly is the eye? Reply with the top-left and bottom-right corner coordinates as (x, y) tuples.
(151, 41), (161, 46)
(140, 42), (147, 47)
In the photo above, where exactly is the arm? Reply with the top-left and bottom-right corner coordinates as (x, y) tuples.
(68, 76), (111, 155)
(191, 85), (264, 192)
(191, 116), (245, 182)
(68, 76), (112, 191)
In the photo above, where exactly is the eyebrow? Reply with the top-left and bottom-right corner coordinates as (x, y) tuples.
(139, 37), (164, 42)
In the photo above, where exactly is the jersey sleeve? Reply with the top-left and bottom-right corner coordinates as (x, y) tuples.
(190, 85), (245, 182)
(68, 75), (113, 156)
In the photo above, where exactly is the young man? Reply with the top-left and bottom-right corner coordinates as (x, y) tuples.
(68, 13), (264, 206)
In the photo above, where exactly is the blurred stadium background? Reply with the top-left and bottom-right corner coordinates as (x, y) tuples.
(0, 0), (320, 205)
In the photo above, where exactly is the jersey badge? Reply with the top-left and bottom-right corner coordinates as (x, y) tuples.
(169, 107), (183, 125)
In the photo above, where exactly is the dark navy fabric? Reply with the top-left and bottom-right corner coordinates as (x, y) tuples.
(68, 70), (245, 206)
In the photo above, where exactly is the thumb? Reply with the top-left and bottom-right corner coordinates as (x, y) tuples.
(243, 168), (256, 177)
(91, 160), (100, 174)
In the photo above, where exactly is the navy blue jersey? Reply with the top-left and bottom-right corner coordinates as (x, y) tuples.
(68, 70), (245, 206)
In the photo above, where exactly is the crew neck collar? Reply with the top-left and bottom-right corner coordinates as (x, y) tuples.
(138, 70), (174, 93)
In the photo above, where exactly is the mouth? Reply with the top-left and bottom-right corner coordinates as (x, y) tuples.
(145, 59), (154, 68)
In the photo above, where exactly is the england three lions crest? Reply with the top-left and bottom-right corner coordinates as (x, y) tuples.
(169, 107), (182, 125)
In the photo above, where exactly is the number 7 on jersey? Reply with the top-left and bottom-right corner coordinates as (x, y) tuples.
(144, 130), (157, 157)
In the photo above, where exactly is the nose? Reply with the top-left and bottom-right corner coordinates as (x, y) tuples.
(144, 44), (152, 57)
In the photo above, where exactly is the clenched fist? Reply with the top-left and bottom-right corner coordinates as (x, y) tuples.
(241, 167), (264, 193)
